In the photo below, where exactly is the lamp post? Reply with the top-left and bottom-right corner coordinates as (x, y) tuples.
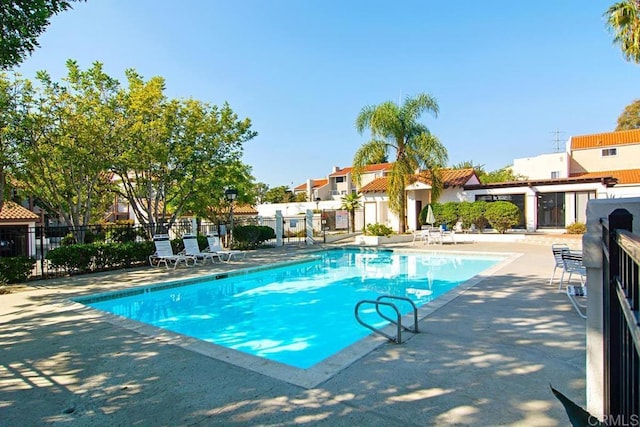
(224, 188), (238, 247)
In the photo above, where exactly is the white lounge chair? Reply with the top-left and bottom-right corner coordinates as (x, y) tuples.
(181, 234), (222, 265)
(205, 234), (246, 262)
(149, 234), (196, 269)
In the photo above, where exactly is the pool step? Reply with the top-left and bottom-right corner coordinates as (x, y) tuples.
(354, 295), (419, 344)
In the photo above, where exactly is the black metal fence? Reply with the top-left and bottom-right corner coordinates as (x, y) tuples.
(601, 208), (640, 419)
(0, 216), (309, 279)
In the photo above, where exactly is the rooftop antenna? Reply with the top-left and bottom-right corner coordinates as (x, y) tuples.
(551, 128), (565, 153)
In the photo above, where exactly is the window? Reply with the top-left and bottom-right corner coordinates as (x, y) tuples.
(551, 171), (560, 179)
(602, 148), (617, 157)
(335, 176), (345, 183)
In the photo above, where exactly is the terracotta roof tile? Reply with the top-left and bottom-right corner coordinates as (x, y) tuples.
(571, 129), (640, 150)
(0, 201), (39, 221)
(234, 204), (258, 215)
(293, 179), (329, 191)
(569, 168), (640, 185)
(360, 177), (388, 193)
(360, 169), (478, 193)
(328, 162), (393, 177)
(414, 168), (478, 188)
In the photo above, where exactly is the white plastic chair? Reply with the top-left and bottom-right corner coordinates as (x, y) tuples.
(149, 235), (196, 269)
(560, 250), (586, 291)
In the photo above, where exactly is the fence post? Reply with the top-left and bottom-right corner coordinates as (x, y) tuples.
(275, 210), (283, 247)
(305, 210), (313, 245)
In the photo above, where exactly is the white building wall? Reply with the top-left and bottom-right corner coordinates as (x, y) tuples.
(512, 152), (569, 180)
(571, 144), (640, 173)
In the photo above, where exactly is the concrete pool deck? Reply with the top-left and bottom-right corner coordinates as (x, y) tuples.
(0, 237), (586, 426)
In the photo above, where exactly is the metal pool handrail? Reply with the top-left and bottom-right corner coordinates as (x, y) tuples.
(354, 295), (419, 344)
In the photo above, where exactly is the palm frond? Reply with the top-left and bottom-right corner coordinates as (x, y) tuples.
(352, 139), (389, 185)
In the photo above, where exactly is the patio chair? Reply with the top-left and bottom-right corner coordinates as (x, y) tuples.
(425, 228), (443, 245)
(181, 233), (222, 265)
(411, 229), (428, 245)
(549, 243), (570, 286)
(559, 250), (586, 291)
(204, 234), (246, 262)
(149, 234), (196, 269)
(566, 284), (587, 318)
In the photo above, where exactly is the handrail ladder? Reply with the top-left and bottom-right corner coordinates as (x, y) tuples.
(354, 295), (419, 344)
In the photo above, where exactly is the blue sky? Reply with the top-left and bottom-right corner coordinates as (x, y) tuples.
(15, 1), (640, 189)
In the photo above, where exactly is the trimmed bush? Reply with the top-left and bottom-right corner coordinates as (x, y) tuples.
(233, 225), (275, 249)
(566, 222), (586, 234)
(457, 201), (489, 231)
(430, 202), (459, 229)
(46, 240), (155, 275)
(365, 223), (393, 237)
(46, 244), (94, 274)
(484, 201), (521, 233)
(0, 256), (36, 283)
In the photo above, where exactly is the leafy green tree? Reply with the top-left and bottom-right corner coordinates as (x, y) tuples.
(112, 69), (257, 234)
(354, 93), (448, 233)
(252, 182), (270, 204)
(12, 61), (119, 240)
(616, 99), (640, 129)
(1, 1), (86, 69)
(264, 186), (294, 203)
(340, 192), (361, 233)
(0, 72), (33, 211)
(605, 1), (640, 63)
(480, 166), (524, 184)
(484, 201), (520, 233)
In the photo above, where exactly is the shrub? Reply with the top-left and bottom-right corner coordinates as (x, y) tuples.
(46, 241), (155, 274)
(0, 256), (36, 283)
(566, 222), (586, 234)
(484, 201), (521, 234)
(233, 225), (275, 249)
(432, 202), (459, 229)
(364, 223), (393, 237)
(46, 244), (94, 274)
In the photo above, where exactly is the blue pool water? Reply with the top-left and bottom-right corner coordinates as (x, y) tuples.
(83, 249), (503, 369)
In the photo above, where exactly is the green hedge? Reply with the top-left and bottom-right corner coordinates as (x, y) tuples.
(0, 256), (36, 284)
(233, 225), (275, 249)
(46, 241), (155, 275)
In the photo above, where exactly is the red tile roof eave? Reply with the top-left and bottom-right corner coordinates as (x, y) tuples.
(0, 201), (40, 221)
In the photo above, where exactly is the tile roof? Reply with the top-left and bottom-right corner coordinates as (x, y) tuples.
(359, 177), (388, 193)
(570, 129), (640, 150)
(328, 162), (393, 177)
(293, 179), (329, 192)
(234, 204), (258, 215)
(360, 169), (477, 193)
(0, 201), (39, 221)
(414, 168), (478, 188)
(569, 168), (640, 185)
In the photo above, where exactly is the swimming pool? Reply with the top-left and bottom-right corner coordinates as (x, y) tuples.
(78, 249), (506, 377)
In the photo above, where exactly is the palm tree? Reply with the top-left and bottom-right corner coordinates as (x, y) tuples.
(340, 192), (361, 233)
(353, 93), (448, 233)
(605, 1), (640, 63)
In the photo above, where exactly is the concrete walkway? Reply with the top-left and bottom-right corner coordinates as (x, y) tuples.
(0, 238), (586, 426)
